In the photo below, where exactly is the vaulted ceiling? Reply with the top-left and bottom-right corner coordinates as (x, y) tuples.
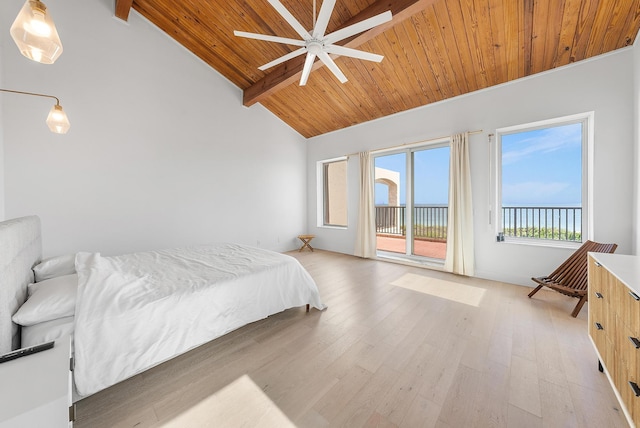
(115, 0), (640, 138)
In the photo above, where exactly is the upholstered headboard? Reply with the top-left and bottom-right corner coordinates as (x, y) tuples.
(0, 216), (42, 353)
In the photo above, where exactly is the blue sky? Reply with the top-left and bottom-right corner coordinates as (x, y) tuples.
(374, 123), (582, 207)
(502, 123), (582, 206)
(375, 147), (449, 205)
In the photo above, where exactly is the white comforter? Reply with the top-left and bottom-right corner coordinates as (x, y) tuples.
(73, 244), (325, 396)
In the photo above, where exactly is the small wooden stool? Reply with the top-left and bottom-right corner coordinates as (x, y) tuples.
(297, 234), (315, 252)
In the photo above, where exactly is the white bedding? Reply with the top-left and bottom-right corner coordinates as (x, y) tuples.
(21, 316), (74, 348)
(73, 243), (325, 396)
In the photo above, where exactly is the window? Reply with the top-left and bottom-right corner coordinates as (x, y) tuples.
(319, 158), (347, 227)
(495, 112), (592, 245)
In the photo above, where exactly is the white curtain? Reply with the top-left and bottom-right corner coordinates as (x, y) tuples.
(444, 133), (475, 275)
(355, 151), (377, 258)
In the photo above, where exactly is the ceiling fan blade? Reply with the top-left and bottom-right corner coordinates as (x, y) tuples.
(324, 10), (392, 45)
(313, 0), (336, 38)
(300, 53), (317, 86)
(234, 31), (306, 47)
(259, 47), (307, 70)
(267, 0), (311, 40)
(318, 51), (348, 83)
(325, 45), (383, 62)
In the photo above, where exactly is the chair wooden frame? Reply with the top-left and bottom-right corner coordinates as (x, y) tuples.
(528, 240), (617, 317)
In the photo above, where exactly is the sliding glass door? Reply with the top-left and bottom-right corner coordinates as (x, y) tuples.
(374, 153), (406, 254)
(412, 146), (449, 258)
(374, 143), (450, 260)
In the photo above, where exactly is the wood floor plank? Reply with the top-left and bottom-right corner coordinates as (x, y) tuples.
(474, 359), (510, 427)
(508, 354), (542, 417)
(399, 394), (441, 428)
(539, 379), (578, 427)
(417, 332), (468, 405)
(506, 404), (543, 428)
(314, 365), (373, 422)
(568, 381), (628, 428)
(329, 364), (400, 427)
(436, 364), (483, 426)
(73, 250), (631, 428)
(376, 341), (438, 425)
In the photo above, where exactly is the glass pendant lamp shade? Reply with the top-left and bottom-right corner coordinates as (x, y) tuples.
(10, 0), (63, 64)
(46, 104), (70, 134)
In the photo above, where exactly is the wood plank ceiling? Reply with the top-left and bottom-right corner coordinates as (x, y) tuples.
(118, 0), (640, 138)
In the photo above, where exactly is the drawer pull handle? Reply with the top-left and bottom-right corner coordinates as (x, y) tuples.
(630, 291), (640, 301)
(594, 261), (602, 267)
(630, 381), (640, 397)
(595, 322), (603, 330)
(595, 292), (603, 299)
(630, 337), (640, 349)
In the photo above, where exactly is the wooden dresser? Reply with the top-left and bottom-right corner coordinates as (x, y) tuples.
(588, 253), (640, 427)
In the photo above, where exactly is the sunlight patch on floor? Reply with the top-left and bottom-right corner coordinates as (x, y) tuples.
(161, 374), (295, 427)
(391, 273), (486, 307)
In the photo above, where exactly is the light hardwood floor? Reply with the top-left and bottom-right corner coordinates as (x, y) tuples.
(74, 250), (629, 427)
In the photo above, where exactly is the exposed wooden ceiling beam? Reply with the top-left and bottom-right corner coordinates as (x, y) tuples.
(242, 0), (433, 107)
(115, 0), (134, 22)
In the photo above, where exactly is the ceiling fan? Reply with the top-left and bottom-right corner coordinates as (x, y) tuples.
(234, 0), (392, 86)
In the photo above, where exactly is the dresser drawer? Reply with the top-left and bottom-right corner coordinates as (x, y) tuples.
(590, 307), (616, 369)
(589, 258), (609, 295)
(616, 360), (640, 422)
(615, 315), (640, 375)
(617, 283), (640, 335)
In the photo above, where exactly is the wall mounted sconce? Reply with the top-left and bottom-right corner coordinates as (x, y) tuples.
(0, 88), (70, 134)
(10, 0), (63, 64)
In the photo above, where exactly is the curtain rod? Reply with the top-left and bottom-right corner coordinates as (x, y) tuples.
(345, 129), (483, 157)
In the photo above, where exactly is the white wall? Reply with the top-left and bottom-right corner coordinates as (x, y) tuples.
(0, 0), (307, 257)
(633, 33), (640, 255)
(0, 35), (5, 221)
(307, 50), (635, 286)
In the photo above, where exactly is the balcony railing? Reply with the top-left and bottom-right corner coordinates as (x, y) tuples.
(501, 206), (582, 242)
(375, 205), (448, 241)
(376, 205), (582, 242)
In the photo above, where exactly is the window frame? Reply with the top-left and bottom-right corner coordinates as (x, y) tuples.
(493, 112), (594, 248)
(317, 156), (348, 229)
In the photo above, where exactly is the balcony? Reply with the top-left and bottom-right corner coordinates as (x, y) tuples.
(375, 205), (582, 259)
(375, 205), (447, 259)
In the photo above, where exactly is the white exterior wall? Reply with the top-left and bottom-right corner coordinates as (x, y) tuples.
(307, 50), (635, 286)
(0, 0), (307, 257)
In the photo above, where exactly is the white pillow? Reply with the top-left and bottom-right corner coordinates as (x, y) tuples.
(12, 274), (78, 326)
(21, 316), (74, 348)
(33, 254), (76, 282)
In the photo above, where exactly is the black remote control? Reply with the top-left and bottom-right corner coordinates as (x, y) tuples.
(0, 341), (55, 363)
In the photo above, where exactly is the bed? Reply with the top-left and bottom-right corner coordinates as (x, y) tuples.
(0, 215), (325, 398)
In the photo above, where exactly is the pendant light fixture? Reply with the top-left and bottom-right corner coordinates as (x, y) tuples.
(0, 88), (71, 134)
(10, 0), (63, 64)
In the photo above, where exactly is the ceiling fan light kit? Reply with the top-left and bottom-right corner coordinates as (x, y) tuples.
(234, 0), (391, 86)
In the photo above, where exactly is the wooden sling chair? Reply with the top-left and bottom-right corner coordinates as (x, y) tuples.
(528, 240), (617, 317)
